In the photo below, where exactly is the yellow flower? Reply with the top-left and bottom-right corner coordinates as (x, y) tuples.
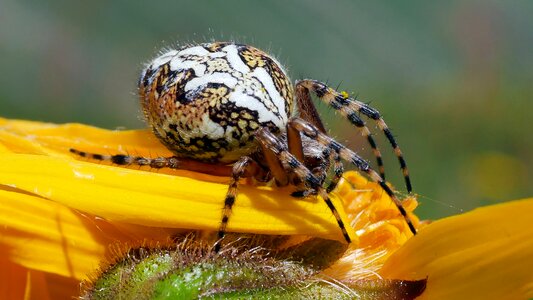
(0, 117), (532, 299)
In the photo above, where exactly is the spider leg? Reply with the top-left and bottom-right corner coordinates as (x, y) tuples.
(296, 79), (413, 193)
(257, 136), (290, 187)
(294, 82), (327, 133)
(288, 117), (417, 235)
(213, 156), (262, 253)
(255, 128), (352, 243)
(69, 148), (233, 177)
(287, 117), (305, 162)
(326, 151), (344, 193)
(296, 80), (384, 179)
(289, 156), (328, 198)
(287, 121), (331, 196)
(293, 148), (340, 197)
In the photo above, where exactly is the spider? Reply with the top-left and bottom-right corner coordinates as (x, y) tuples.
(70, 42), (416, 253)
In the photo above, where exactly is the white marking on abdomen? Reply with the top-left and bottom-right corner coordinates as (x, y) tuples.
(223, 45), (251, 74)
(184, 72), (238, 92)
(169, 57), (207, 76)
(201, 114), (225, 139)
(208, 51), (226, 59)
(229, 88), (286, 129)
(150, 50), (179, 69)
(251, 67), (287, 121)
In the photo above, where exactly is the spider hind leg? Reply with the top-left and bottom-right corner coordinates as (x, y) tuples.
(70, 148), (155, 167)
(69, 148), (233, 177)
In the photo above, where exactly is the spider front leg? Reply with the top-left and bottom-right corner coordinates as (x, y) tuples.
(255, 128), (353, 244)
(296, 79), (413, 193)
(288, 118), (417, 235)
(214, 156), (264, 253)
(288, 148), (340, 197)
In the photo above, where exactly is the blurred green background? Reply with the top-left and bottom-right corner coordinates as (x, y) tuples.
(1, 1), (531, 219)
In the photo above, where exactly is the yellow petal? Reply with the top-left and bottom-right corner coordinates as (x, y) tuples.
(0, 153), (353, 241)
(380, 198), (533, 300)
(0, 186), (181, 280)
(0, 188), (111, 279)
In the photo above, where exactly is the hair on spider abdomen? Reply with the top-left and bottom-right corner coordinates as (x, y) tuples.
(70, 41), (416, 252)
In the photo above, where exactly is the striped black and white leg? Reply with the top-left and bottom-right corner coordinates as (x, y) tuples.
(255, 128), (353, 244)
(214, 156), (260, 253)
(69, 148), (233, 177)
(288, 117), (417, 235)
(296, 79), (412, 193)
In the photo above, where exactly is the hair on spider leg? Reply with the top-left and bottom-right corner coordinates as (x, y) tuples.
(334, 80), (344, 92)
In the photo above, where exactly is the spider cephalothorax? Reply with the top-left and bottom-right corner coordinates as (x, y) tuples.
(71, 42), (416, 252)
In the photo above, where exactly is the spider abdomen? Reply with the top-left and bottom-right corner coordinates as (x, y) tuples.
(139, 42), (294, 163)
